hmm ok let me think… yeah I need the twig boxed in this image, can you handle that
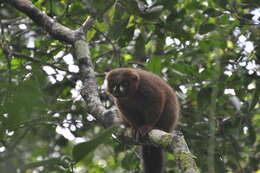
[91,26,119,61]
[3,0,80,44]
[12,52,75,74]
[79,16,95,33]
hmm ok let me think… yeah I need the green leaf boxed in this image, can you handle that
[199,23,216,34]
[247,81,260,112]
[108,4,130,40]
[108,17,129,39]
[247,123,256,145]
[214,0,227,8]
[141,5,164,20]
[3,79,46,128]
[122,152,138,169]
[20,158,67,171]
[118,26,135,47]
[87,29,97,41]
[203,8,222,17]
[197,87,212,110]
[118,0,140,15]
[146,57,161,75]
[72,126,117,163]
[92,0,115,17]
[134,34,146,60]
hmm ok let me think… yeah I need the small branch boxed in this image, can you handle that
[0,19,12,83]
[7,128,30,151]
[0,17,31,26]
[79,16,95,33]
[3,0,80,44]
[19,157,72,173]
[11,52,74,74]
[91,26,119,60]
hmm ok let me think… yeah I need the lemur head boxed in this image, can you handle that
[106,68,140,98]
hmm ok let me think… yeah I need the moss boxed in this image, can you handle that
[175,152,200,173]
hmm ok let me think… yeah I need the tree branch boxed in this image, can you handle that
[148,130,199,173]
[79,16,95,33]
[74,40,120,127]
[116,127,199,173]
[11,52,73,74]
[3,0,80,44]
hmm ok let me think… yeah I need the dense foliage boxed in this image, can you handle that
[0,0,259,172]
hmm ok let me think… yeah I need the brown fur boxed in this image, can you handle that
[106,68,179,173]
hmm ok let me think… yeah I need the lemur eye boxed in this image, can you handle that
[119,85,124,92]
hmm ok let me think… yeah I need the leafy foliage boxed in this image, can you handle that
[72,126,116,163]
[0,0,260,172]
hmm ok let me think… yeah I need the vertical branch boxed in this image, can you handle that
[0,20,12,83]
[74,40,117,127]
[207,55,221,173]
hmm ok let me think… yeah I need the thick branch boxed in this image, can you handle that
[3,0,80,44]
[149,130,199,173]
[116,128,199,173]
[74,40,119,127]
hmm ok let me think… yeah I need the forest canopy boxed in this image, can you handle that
[0,0,260,173]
